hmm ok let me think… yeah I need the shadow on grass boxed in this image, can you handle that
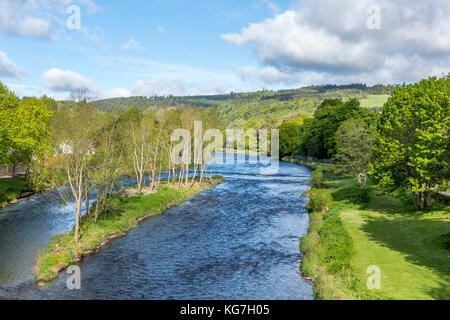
[425,280,450,300]
[361,215,450,299]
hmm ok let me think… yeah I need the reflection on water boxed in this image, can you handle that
[0,153,313,300]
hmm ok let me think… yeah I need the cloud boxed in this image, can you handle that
[157,26,168,34]
[0,0,53,39]
[222,0,450,85]
[80,26,110,51]
[101,88,131,99]
[121,38,141,51]
[0,51,26,77]
[42,68,99,92]
[0,0,101,40]
[131,79,187,97]
[253,0,280,13]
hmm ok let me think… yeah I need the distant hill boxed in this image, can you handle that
[91,84,396,127]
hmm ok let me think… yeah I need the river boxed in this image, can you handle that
[0,153,313,299]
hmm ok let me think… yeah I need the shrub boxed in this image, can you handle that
[309,170,324,188]
[307,189,331,212]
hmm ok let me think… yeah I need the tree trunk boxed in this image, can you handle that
[426,191,432,208]
[85,187,90,218]
[357,173,362,186]
[11,164,16,187]
[75,199,81,243]
[210,161,214,180]
[363,173,367,187]
[412,192,420,211]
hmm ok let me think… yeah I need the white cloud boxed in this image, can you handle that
[42,68,98,93]
[222,0,450,85]
[0,51,26,77]
[131,79,187,97]
[0,0,100,39]
[101,88,131,99]
[80,26,110,51]
[121,38,141,51]
[157,26,168,34]
[0,0,53,39]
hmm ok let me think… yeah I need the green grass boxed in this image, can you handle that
[301,176,450,300]
[358,94,389,108]
[36,177,225,282]
[0,176,30,207]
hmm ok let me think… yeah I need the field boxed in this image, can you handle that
[359,95,389,108]
[301,176,450,300]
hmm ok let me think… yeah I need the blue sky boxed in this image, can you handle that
[0,0,449,99]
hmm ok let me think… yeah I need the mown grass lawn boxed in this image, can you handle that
[302,176,449,300]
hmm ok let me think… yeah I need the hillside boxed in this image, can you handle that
[91,84,396,127]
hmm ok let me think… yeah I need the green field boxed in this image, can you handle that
[359,95,389,108]
[301,176,450,300]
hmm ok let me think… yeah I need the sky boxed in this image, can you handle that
[0,0,449,100]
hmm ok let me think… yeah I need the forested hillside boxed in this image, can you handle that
[91,84,394,127]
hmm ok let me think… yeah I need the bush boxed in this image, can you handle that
[309,170,324,188]
[306,189,331,212]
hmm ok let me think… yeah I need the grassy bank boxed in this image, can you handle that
[301,176,449,300]
[36,177,225,282]
[0,176,34,207]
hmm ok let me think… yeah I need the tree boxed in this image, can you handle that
[47,102,103,242]
[299,99,378,159]
[334,119,375,187]
[279,117,303,157]
[370,76,450,210]
[0,84,52,186]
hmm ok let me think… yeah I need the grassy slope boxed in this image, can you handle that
[0,176,30,206]
[301,177,449,300]
[358,94,389,108]
[36,178,224,282]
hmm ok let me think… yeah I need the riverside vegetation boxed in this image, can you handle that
[36,176,225,282]
[284,76,449,300]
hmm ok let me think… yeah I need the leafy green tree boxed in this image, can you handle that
[0,83,20,167]
[334,119,375,187]
[371,76,450,210]
[0,84,52,185]
[299,99,378,159]
[279,117,303,157]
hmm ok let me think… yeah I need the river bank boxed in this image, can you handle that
[300,175,449,300]
[0,177,37,208]
[36,177,225,283]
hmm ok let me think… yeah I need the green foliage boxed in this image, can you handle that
[0,176,29,203]
[334,119,375,186]
[309,169,324,188]
[371,76,450,209]
[91,85,394,128]
[278,116,304,157]
[306,188,331,212]
[299,98,379,159]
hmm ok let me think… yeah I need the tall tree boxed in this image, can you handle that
[371,76,450,210]
[334,119,375,187]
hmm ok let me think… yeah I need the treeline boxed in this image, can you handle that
[91,84,395,128]
[279,76,450,210]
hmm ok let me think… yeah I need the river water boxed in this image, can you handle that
[0,154,313,299]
